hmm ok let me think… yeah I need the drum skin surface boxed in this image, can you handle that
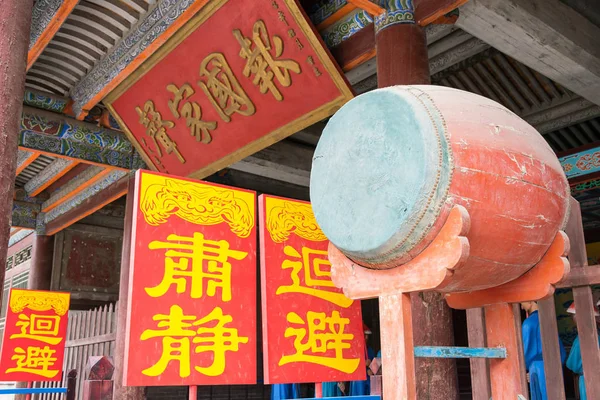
[310,85,570,291]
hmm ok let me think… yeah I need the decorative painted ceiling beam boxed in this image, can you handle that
[16,150,40,176]
[24,158,78,197]
[70,0,209,119]
[28,0,80,70]
[8,230,34,248]
[12,201,41,230]
[42,166,109,213]
[24,89,70,114]
[19,106,145,170]
[561,146,600,181]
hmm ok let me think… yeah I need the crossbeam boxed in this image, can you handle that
[414,346,506,359]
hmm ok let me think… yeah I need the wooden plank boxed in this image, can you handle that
[413,346,506,358]
[27,0,79,70]
[42,167,112,212]
[43,163,91,195]
[316,3,357,31]
[466,308,491,400]
[538,297,566,400]
[380,293,416,400]
[512,303,529,397]
[330,26,376,72]
[29,161,79,197]
[347,0,385,16]
[44,174,129,236]
[556,266,600,288]
[15,151,39,176]
[65,333,117,348]
[484,303,527,399]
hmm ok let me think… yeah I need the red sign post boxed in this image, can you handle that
[105,0,353,179]
[259,195,365,384]
[0,289,70,381]
[124,170,257,386]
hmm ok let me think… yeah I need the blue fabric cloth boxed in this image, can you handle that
[322,382,342,397]
[522,311,566,400]
[567,333,600,400]
[270,384,299,400]
[349,347,375,396]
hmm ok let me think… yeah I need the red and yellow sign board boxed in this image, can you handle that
[258,195,365,384]
[0,289,70,382]
[105,0,353,179]
[124,170,257,386]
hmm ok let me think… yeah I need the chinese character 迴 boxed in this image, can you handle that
[279,311,359,373]
[140,305,248,377]
[166,83,217,144]
[276,245,353,308]
[233,20,301,101]
[10,314,62,345]
[145,232,248,301]
[6,346,59,378]
[198,53,256,123]
[135,101,185,163]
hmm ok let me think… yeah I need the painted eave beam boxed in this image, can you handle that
[19,106,145,170]
[28,0,80,70]
[456,0,600,107]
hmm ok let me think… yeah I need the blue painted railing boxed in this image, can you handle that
[414,346,506,359]
[0,387,67,394]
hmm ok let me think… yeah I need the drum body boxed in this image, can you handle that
[310,85,570,291]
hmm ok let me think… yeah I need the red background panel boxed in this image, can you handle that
[259,194,365,384]
[111,0,347,178]
[124,170,257,386]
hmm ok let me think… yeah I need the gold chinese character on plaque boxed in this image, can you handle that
[135,101,185,163]
[166,83,217,144]
[233,20,301,101]
[198,53,256,123]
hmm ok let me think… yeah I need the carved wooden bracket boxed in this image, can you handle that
[329,205,471,299]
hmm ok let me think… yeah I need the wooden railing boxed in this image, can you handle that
[33,303,117,400]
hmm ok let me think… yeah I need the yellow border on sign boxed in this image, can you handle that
[104,0,354,179]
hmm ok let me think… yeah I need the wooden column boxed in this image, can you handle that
[565,199,600,400]
[28,235,55,291]
[0,0,33,308]
[466,308,491,400]
[375,2,456,399]
[113,177,145,400]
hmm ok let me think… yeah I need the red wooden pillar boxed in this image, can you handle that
[375,2,457,399]
[113,177,145,400]
[0,0,33,308]
[28,235,55,290]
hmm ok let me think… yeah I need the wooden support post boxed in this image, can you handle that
[66,370,77,400]
[379,293,416,400]
[0,0,33,312]
[466,308,492,400]
[28,235,54,290]
[315,383,322,398]
[538,297,567,400]
[113,177,145,400]
[566,199,600,400]
[484,303,527,399]
[374,3,456,398]
[189,385,197,400]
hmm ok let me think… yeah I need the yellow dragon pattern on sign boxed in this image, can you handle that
[266,197,327,243]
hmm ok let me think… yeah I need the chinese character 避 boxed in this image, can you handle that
[276,245,353,308]
[135,101,185,163]
[6,346,59,378]
[279,310,359,373]
[233,20,301,101]
[198,53,256,122]
[140,305,248,378]
[167,83,217,144]
[146,232,248,301]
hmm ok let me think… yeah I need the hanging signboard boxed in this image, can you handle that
[0,289,70,382]
[124,170,257,386]
[105,0,353,179]
[258,195,365,384]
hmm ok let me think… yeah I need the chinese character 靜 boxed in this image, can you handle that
[233,20,301,101]
[5,346,59,378]
[135,101,185,163]
[276,245,353,308]
[166,83,217,144]
[198,53,256,123]
[145,232,248,301]
[140,305,248,377]
[279,311,359,373]
[10,314,62,345]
